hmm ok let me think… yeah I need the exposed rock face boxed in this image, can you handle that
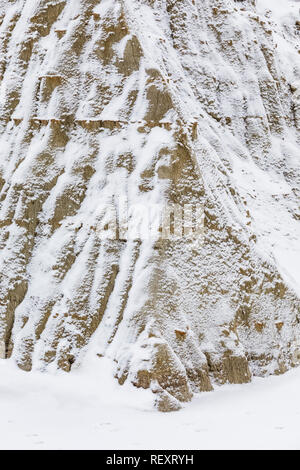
[0,0,299,410]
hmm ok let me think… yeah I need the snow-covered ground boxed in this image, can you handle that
[1,356,300,450]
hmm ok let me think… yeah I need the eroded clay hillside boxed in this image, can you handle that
[0,0,299,411]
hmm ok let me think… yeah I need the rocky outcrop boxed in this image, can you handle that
[0,0,299,410]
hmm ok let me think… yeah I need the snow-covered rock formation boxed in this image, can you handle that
[0,0,299,411]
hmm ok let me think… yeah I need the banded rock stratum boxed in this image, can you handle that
[0,0,299,411]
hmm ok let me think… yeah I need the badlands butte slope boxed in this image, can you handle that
[0,0,299,411]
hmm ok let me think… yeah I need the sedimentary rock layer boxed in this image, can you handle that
[0,0,299,410]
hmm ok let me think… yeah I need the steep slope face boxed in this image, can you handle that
[0,0,299,411]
